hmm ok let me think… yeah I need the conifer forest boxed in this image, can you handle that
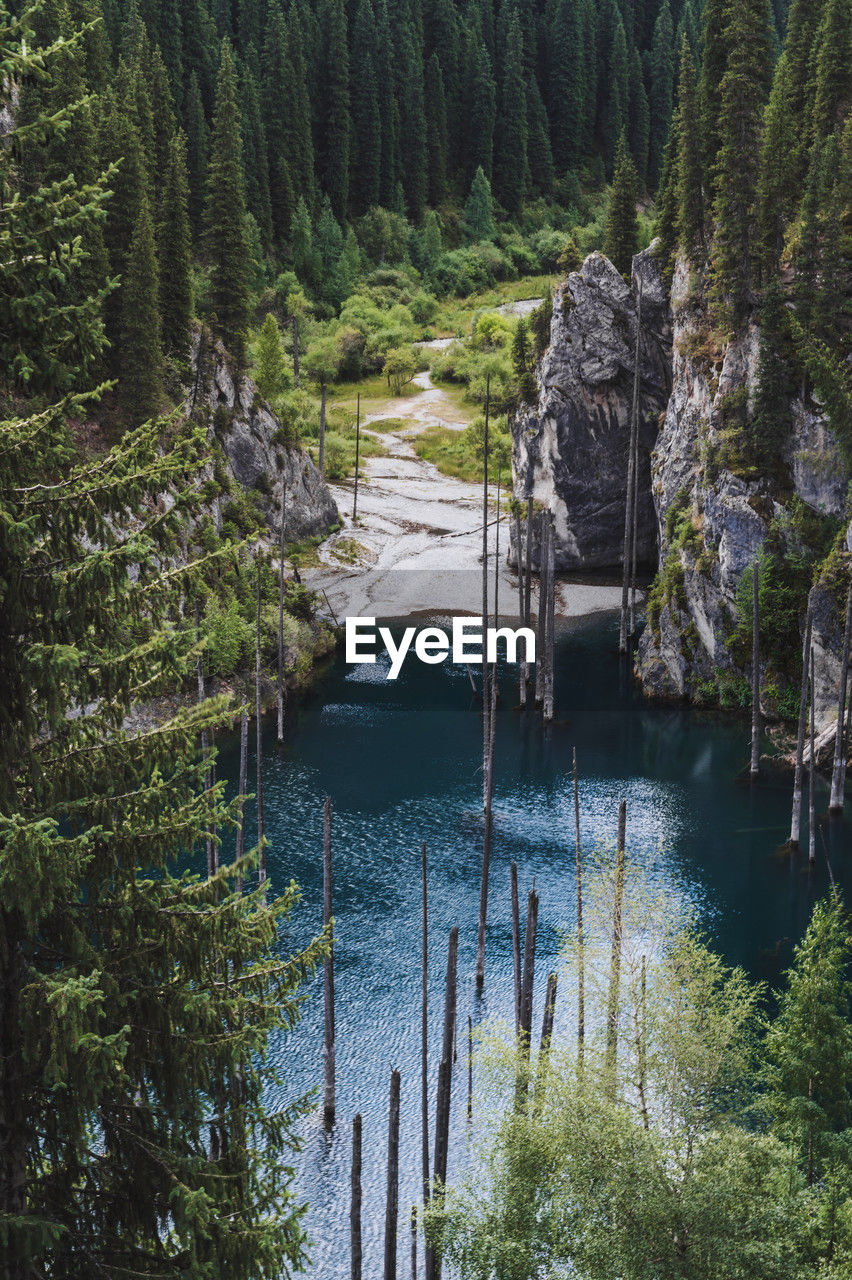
[2,0,852,1275]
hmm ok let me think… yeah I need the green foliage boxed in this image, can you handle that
[603,134,639,278]
[463,166,496,243]
[159,129,193,357]
[383,344,418,394]
[511,317,538,404]
[119,193,162,423]
[253,312,290,402]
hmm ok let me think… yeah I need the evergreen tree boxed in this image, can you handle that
[466,39,497,181]
[494,9,527,214]
[261,3,296,244]
[396,12,428,220]
[464,165,496,241]
[314,196,344,309]
[204,38,251,361]
[811,0,852,142]
[159,131,193,358]
[756,51,798,279]
[184,69,208,233]
[425,51,449,206]
[120,193,162,423]
[282,2,315,208]
[148,42,177,208]
[628,47,650,187]
[99,89,149,360]
[255,311,289,399]
[530,284,552,359]
[420,207,443,275]
[512,316,537,402]
[764,897,852,1184]
[710,0,773,318]
[319,0,350,220]
[603,13,629,174]
[374,0,401,207]
[604,133,639,278]
[240,58,274,249]
[549,0,584,173]
[676,37,705,257]
[526,74,554,195]
[350,0,381,212]
[648,0,675,188]
[339,224,362,297]
[699,0,730,166]
[750,281,792,466]
[291,195,316,283]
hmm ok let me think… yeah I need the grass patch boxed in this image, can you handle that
[410,423,510,484]
[305,423,385,481]
[432,274,558,337]
[329,537,369,565]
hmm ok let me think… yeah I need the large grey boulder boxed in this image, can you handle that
[510,245,672,571]
[188,331,339,541]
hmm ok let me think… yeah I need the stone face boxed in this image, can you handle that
[189,331,339,541]
[636,255,849,729]
[510,245,672,571]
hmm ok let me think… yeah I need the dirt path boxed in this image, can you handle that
[306,365,624,620]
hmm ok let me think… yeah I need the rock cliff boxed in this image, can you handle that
[510,246,672,571]
[188,329,339,541]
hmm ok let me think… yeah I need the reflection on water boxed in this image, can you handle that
[215,611,851,1279]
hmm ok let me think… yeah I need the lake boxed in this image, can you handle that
[216,609,851,1278]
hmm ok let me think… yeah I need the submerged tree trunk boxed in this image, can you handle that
[751,560,760,780]
[467,1015,473,1121]
[420,842,429,1208]
[809,647,816,867]
[515,505,527,708]
[574,748,585,1073]
[535,513,548,705]
[605,800,627,1090]
[277,486,287,744]
[829,582,852,813]
[322,797,335,1127]
[510,860,522,1034]
[790,609,813,849]
[525,494,533,627]
[475,398,492,990]
[350,1114,362,1280]
[384,1069,401,1280]
[519,887,539,1059]
[534,971,558,1111]
[255,566,266,886]
[428,929,458,1280]
[544,512,555,722]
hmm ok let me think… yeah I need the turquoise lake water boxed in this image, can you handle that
[216,610,851,1278]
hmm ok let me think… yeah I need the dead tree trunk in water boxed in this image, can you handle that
[535,513,548,705]
[441,927,458,1080]
[573,748,585,1072]
[235,710,248,893]
[481,374,490,756]
[410,1206,417,1280]
[515,505,527,707]
[544,512,555,722]
[519,886,539,1062]
[384,1069,401,1280]
[620,284,642,654]
[534,971,558,1110]
[350,1114,362,1280]
[809,647,817,866]
[751,560,761,780]
[791,608,813,849]
[510,860,522,1034]
[467,1015,473,1120]
[829,582,852,813]
[322,797,335,1127]
[277,485,287,744]
[605,800,627,1091]
[255,566,266,886]
[475,407,494,992]
[420,842,430,1208]
[428,928,458,1280]
[525,494,533,627]
[628,283,644,640]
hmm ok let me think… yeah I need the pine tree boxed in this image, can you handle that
[512,316,538,402]
[648,0,675,189]
[676,37,705,257]
[464,165,496,241]
[811,0,852,142]
[710,0,773,319]
[319,0,350,220]
[756,51,798,280]
[425,52,449,205]
[339,224,362,297]
[261,3,296,245]
[603,14,629,174]
[282,2,315,209]
[628,47,650,188]
[291,195,316,283]
[240,58,273,249]
[397,13,428,220]
[120,193,162,423]
[654,110,682,283]
[160,131,193,358]
[764,897,852,1185]
[184,69,208,233]
[466,39,497,182]
[549,0,584,173]
[699,0,730,166]
[350,0,382,212]
[203,38,251,362]
[148,42,177,209]
[526,74,555,195]
[604,133,639,279]
[254,311,289,400]
[750,281,792,467]
[314,196,344,309]
[420,208,443,275]
[494,9,527,214]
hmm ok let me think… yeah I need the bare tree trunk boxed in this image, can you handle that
[467,1015,473,1121]
[428,929,458,1280]
[350,1114,362,1280]
[235,710,248,894]
[384,1069,401,1280]
[292,314,300,387]
[573,748,585,1073]
[809,647,816,866]
[830,583,852,813]
[410,1206,417,1280]
[628,284,644,641]
[277,485,287,744]
[353,392,361,520]
[515,506,527,708]
[620,286,643,654]
[510,860,522,1035]
[476,411,494,989]
[322,797,335,1127]
[751,560,760,780]
[525,494,533,627]
[632,956,649,1130]
[544,512,555,722]
[790,608,813,849]
[534,971,557,1111]
[605,800,627,1091]
[535,513,548,705]
[420,842,429,1208]
[255,566,266,886]
[475,801,491,991]
[519,887,539,1055]
[318,382,327,476]
[441,927,458,1075]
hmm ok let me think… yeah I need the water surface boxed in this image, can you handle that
[217,611,851,1278]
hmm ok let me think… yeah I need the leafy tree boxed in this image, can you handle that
[604,134,639,279]
[530,286,552,360]
[203,38,251,362]
[254,311,289,400]
[764,896,852,1184]
[120,193,162,423]
[463,165,496,242]
[159,131,193,358]
[384,344,418,394]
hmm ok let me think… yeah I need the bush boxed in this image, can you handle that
[322,430,349,479]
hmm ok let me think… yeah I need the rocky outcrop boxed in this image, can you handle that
[636,256,849,727]
[188,330,339,541]
[510,245,672,571]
